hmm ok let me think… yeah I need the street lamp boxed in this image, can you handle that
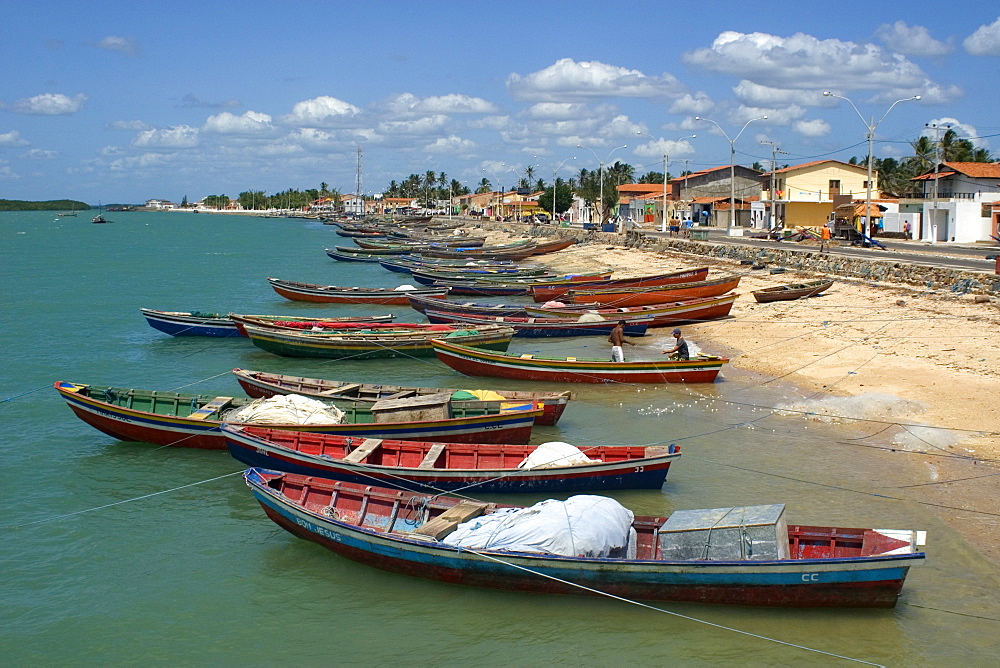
[577,143,627,227]
[637,132,696,232]
[823,91,921,239]
[543,156,575,224]
[694,115,767,235]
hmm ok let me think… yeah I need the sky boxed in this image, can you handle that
[2,0,999,204]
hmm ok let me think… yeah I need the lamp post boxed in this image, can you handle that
[544,156,576,224]
[637,132,696,232]
[577,144,627,228]
[823,91,921,240]
[694,115,767,235]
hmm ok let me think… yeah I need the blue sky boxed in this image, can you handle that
[2,0,999,204]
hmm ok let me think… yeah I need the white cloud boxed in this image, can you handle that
[964,17,1000,55]
[0,130,30,147]
[281,96,360,126]
[107,120,151,131]
[523,103,589,120]
[10,93,86,115]
[684,31,952,99]
[732,80,828,107]
[203,110,274,134]
[96,35,139,56]
[378,115,448,135]
[633,137,696,160]
[507,58,683,101]
[468,115,511,130]
[792,119,831,137]
[383,93,497,116]
[424,135,476,154]
[0,164,20,179]
[669,92,714,115]
[876,22,951,57]
[21,148,58,159]
[132,125,199,148]
[922,117,987,148]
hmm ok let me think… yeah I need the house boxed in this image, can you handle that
[670,165,765,227]
[144,199,177,210]
[903,162,1000,242]
[763,160,871,228]
[341,193,366,216]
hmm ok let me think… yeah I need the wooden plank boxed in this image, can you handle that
[342,438,382,464]
[318,383,363,396]
[188,396,233,420]
[378,389,418,401]
[412,500,488,540]
[417,443,446,469]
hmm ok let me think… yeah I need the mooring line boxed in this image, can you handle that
[8,471,243,529]
[467,549,884,666]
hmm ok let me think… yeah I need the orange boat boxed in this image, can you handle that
[529,267,709,302]
[524,293,739,326]
[565,275,741,307]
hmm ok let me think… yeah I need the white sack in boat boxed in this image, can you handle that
[542,301,565,308]
[393,284,419,291]
[225,394,345,425]
[576,312,605,323]
[443,495,636,558]
[518,441,600,469]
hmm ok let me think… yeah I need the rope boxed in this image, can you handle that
[7,471,243,529]
[465,549,885,666]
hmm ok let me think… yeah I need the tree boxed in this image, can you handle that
[538,179,574,216]
[475,177,492,194]
[638,171,665,184]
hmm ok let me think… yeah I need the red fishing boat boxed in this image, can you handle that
[564,275,741,307]
[524,293,739,327]
[530,267,710,302]
[268,277,450,304]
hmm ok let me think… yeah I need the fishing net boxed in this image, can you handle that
[224,394,345,425]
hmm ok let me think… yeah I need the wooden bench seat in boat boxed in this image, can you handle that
[417,443,446,469]
[411,500,489,540]
[189,396,233,420]
[342,438,382,464]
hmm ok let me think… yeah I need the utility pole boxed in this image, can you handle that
[354,146,363,216]
[926,123,950,244]
[760,141,787,230]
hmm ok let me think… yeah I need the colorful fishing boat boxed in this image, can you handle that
[529,267,710,302]
[245,469,926,607]
[752,279,835,303]
[225,426,679,492]
[564,275,741,307]
[423,310,653,338]
[524,294,739,327]
[242,322,515,359]
[431,339,727,383]
[406,293,528,317]
[428,272,613,297]
[229,316,424,336]
[326,248,403,262]
[140,309,396,338]
[268,278,450,304]
[54,381,542,449]
[231,368,573,426]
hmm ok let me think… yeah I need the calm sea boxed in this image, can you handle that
[2,210,998,665]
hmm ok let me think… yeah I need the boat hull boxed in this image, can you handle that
[55,382,540,448]
[231,368,570,426]
[140,309,240,337]
[566,276,741,306]
[524,294,738,327]
[530,267,710,302]
[225,427,679,492]
[246,470,920,607]
[431,340,726,383]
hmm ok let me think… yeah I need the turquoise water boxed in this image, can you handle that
[3,210,999,664]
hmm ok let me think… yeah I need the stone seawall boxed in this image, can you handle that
[466,218,1000,296]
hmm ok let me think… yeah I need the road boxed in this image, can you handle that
[643,227,1000,275]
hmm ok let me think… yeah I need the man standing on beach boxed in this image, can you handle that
[608,320,634,362]
[662,328,689,360]
[820,222,831,252]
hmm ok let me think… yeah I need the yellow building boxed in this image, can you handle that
[764,160,873,227]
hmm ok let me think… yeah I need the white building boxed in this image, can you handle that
[905,162,1000,243]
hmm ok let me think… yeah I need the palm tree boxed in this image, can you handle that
[476,177,492,194]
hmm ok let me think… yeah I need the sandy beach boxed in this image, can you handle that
[480,227,1000,562]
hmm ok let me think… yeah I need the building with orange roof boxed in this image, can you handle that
[762,160,872,229]
[903,162,1000,242]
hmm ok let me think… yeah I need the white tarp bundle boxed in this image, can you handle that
[517,441,601,469]
[576,312,606,323]
[443,495,636,558]
[225,394,345,425]
[393,284,419,291]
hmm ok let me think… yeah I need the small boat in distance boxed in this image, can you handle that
[92,202,109,224]
[752,279,835,303]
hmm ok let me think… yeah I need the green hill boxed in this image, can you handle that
[0,199,91,211]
